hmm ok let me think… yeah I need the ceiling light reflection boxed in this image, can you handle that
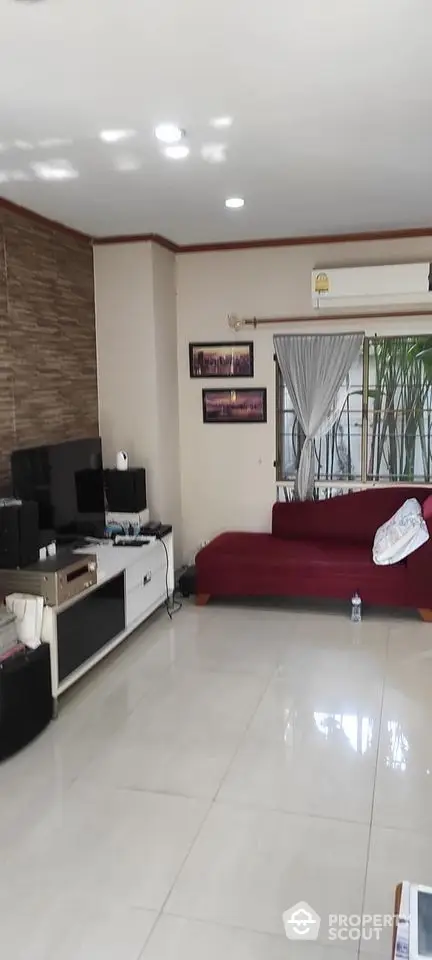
[225,197,244,209]
[164,144,190,160]
[0,169,31,182]
[201,142,227,164]
[114,155,141,172]
[31,159,78,181]
[155,123,183,144]
[10,170,31,181]
[38,137,72,149]
[14,140,33,151]
[210,116,233,129]
[100,129,135,144]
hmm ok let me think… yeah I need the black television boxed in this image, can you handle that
[11,437,105,539]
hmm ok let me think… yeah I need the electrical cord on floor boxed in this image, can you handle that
[157,534,182,619]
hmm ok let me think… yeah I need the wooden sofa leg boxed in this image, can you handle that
[196,593,211,606]
[419,608,432,622]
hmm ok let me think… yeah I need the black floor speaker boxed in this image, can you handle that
[0,500,39,569]
[104,468,147,513]
[179,565,196,597]
[0,644,52,761]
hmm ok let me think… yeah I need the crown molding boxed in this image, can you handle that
[0,197,91,242]
[94,224,432,253]
[93,232,178,252]
[3,196,432,252]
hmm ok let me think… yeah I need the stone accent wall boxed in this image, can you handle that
[0,206,98,490]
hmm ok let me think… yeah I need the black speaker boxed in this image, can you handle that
[104,469,147,513]
[0,644,52,760]
[179,565,196,597]
[0,500,39,569]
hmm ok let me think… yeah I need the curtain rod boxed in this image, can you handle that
[228,308,432,330]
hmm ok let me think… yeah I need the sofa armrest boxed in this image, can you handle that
[272,502,293,539]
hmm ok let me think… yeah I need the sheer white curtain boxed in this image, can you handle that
[274,332,363,500]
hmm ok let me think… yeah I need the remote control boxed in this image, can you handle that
[114,535,151,547]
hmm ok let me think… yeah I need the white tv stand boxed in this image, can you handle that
[42,533,174,709]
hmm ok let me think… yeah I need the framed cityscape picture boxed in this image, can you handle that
[189,341,254,378]
[202,388,267,424]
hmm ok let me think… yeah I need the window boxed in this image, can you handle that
[276,335,432,486]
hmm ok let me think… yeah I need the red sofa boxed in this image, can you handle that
[196,487,432,618]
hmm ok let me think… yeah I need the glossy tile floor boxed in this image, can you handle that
[0,598,431,959]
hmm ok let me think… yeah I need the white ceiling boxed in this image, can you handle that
[1,0,432,243]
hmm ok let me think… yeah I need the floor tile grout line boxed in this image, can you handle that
[73,781,378,829]
[356,624,390,960]
[160,910,288,940]
[212,665,279,804]
[156,798,215,920]
[160,907,353,954]
[151,669,278,932]
[136,911,160,960]
[210,795,377,828]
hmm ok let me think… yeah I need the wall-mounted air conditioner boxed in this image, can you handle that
[311,263,432,311]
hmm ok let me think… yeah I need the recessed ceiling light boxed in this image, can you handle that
[99,129,134,143]
[201,143,227,164]
[164,144,190,160]
[155,123,183,144]
[225,197,244,209]
[210,116,233,129]
[31,159,78,181]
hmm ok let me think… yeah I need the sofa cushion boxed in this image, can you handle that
[272,487,432,546]
[198,532,406,584]
[198,532,275,559]
[373,498,429,565]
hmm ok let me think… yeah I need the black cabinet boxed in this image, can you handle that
[57,573,125,682]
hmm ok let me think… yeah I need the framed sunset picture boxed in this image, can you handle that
[202,388,267,424]
[189,341,254,378]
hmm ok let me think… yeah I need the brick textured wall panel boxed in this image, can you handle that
[0,233,15,489]
[0,208,98,491]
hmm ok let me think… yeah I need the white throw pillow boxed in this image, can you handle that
[373,498,429,566]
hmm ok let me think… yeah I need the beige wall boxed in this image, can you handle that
[151,243,182,548]
[94,241,157,484]
[94,241,182,559]
[177,238,432,561]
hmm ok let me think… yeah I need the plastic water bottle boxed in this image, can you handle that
[351,592,362,623]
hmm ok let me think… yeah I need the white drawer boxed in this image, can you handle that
[126,567,166,627]
[126,542,166,594]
